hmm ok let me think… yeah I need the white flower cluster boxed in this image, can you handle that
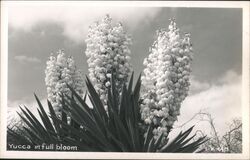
[141,19,193,138]
[45,50,84,116]
[85,15,132,109]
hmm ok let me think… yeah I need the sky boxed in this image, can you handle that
[6,4,242,136]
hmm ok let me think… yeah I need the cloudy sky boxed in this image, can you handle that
[6,3,242,136]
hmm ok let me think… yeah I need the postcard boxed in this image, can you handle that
[1,1,249,159]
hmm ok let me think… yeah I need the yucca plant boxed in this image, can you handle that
[7,73,207,152]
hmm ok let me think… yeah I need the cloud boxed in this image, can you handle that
[174,70,242,136]
[14,55,41,63]
[189,76,211,94]
[8,3,161,43]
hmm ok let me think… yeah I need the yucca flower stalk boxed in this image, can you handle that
[45,50,84,116]
[85,14,132,109]
[141,18,193,138]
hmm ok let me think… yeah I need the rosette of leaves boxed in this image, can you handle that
[7,73,207,152]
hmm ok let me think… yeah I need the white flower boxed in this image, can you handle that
[105,81,111,87]
[141,19,193,139]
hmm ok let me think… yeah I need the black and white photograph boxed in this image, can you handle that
[0,1,249,159]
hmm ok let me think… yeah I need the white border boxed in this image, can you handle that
[1,1,249,159]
